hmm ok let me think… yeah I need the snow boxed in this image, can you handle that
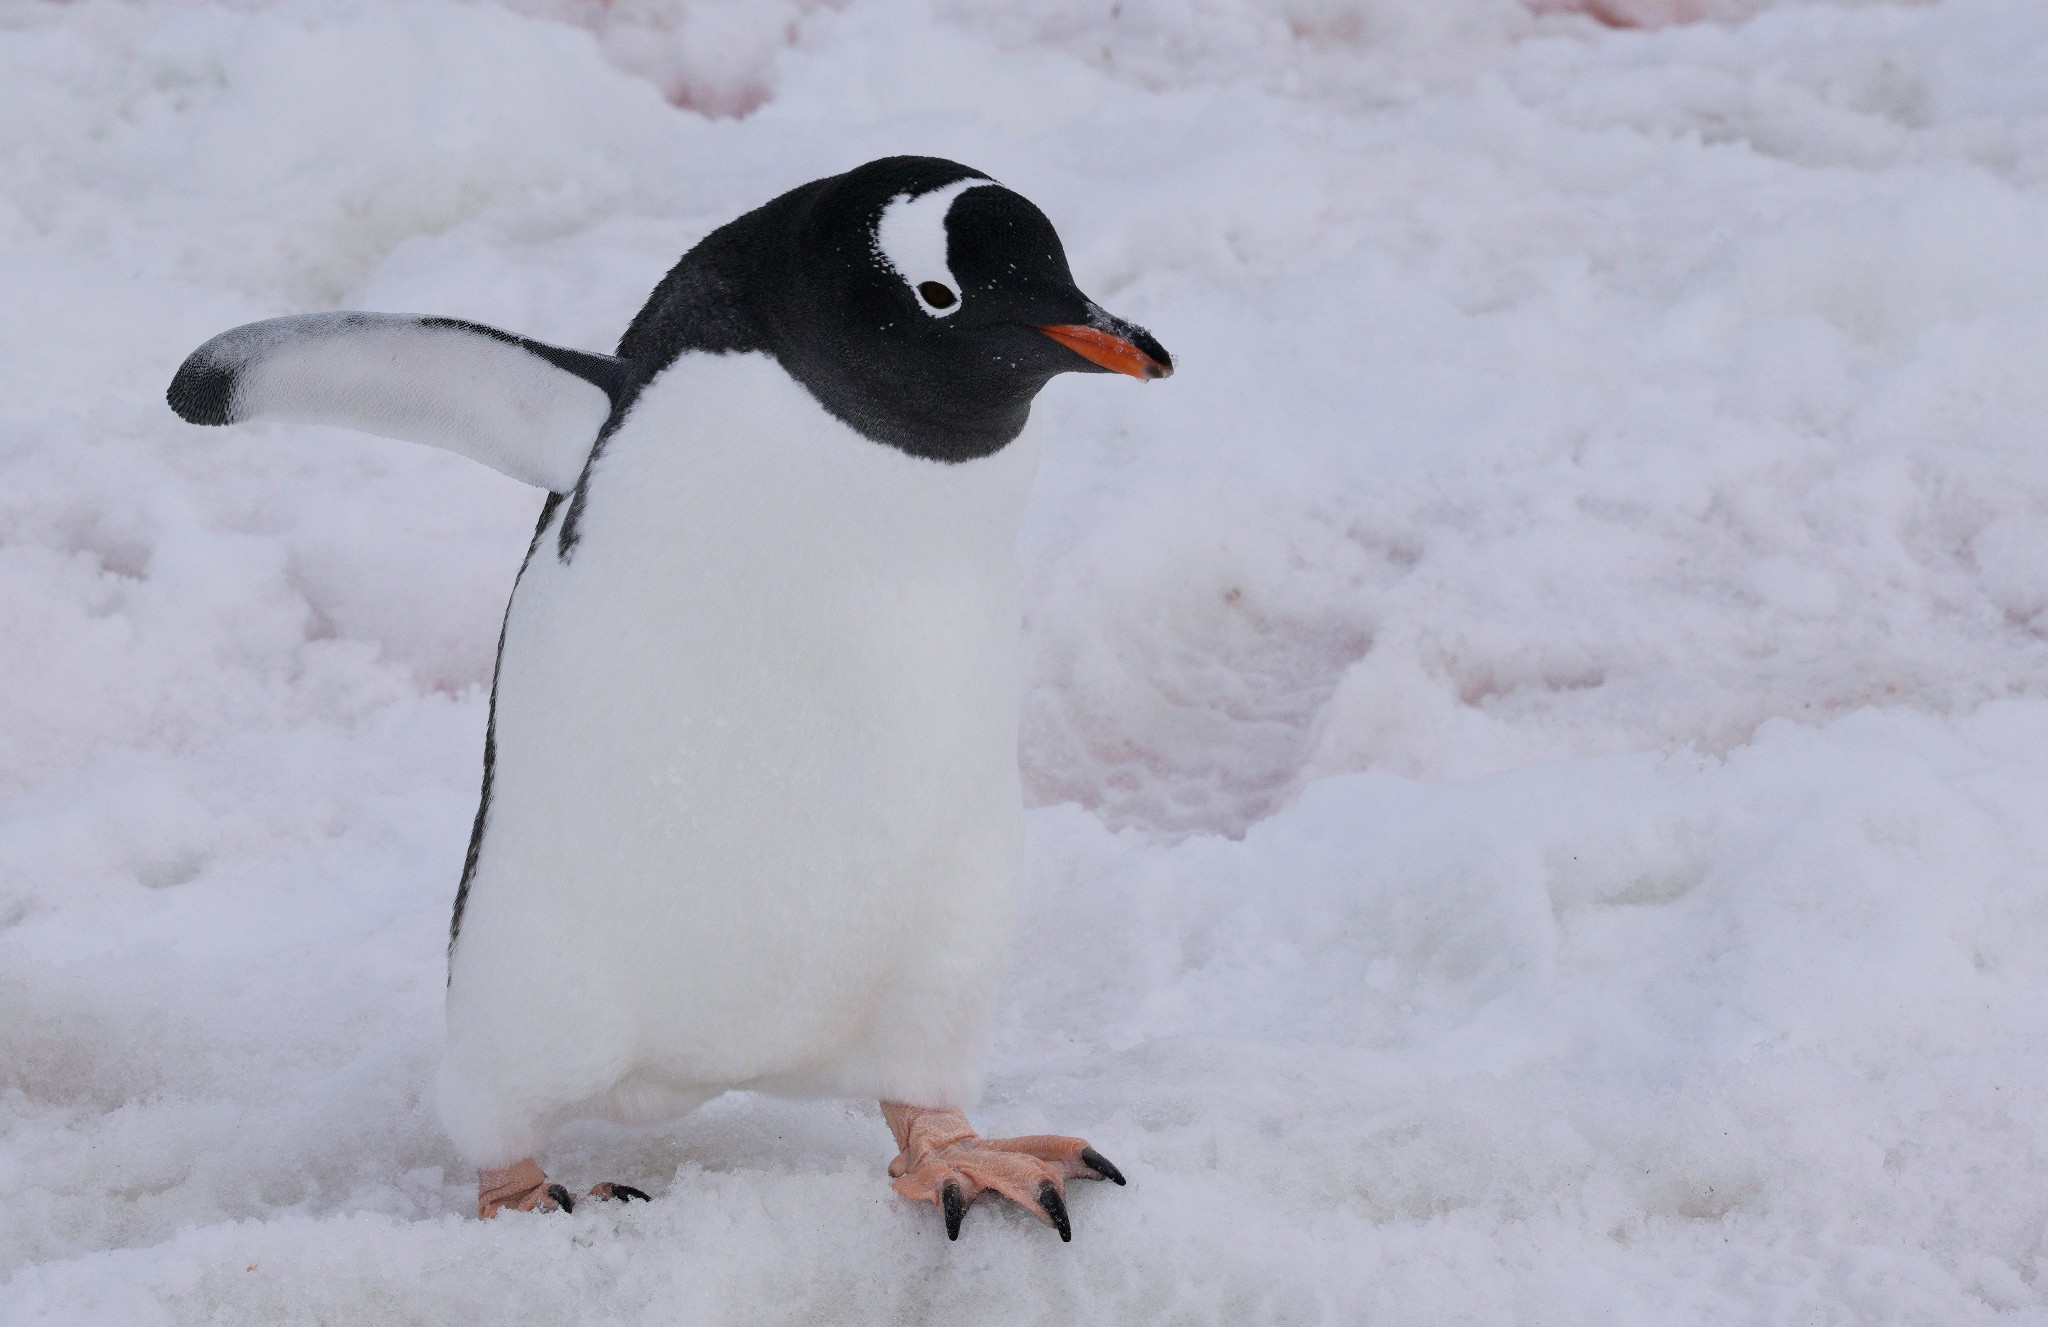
[3,0,2047,1321]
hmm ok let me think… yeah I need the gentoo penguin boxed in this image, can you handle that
[167,156,1170,1240]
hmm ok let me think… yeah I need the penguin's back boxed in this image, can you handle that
[437,350,1039,1162]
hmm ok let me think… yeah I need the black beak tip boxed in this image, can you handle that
[1131,328,1173,379]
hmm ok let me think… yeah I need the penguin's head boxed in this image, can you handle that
[761,156,1172,463]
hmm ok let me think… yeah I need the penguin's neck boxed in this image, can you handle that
[766,329,1046,464]
[578,350,1041,584]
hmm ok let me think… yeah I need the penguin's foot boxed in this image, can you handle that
[881,1103,1125,1242]
[476,1159,651,1219]
[477,1158,566,1218]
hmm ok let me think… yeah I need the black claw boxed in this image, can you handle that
[942,1181,965,1241]
[1038,1180,1071,1242]
[605,1183,651,1203]
[1079,1146,1126,1186]
[546,1183,575,1214]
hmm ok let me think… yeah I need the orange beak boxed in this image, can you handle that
[1037,324,1173,380]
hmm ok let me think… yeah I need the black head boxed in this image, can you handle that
[612,156,1172,464]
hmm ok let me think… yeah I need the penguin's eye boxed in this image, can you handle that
[874,179,991,322]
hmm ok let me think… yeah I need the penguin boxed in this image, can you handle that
[167,156,1170,1240]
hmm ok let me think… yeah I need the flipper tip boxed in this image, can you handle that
[166,353,238,426]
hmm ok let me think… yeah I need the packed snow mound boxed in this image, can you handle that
[3,0,2046,1323]
[508,0,1912,120]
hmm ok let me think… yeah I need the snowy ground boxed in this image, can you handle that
[4,0,2047,1321]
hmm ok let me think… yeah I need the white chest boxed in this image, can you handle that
[526,351,1038,803]
[447,352,1040,1102]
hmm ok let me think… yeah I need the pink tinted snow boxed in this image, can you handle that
[3,1,2046,1324]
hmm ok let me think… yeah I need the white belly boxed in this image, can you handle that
[438,352,1038,1165]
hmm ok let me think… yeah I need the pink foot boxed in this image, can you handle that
[476,1159,651,1219]
[882,1103,1126,1241]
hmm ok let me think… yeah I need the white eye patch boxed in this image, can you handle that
[873,177,996,318]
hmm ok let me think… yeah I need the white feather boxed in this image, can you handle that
[436,351,1039,1166]
[872,179,995,317]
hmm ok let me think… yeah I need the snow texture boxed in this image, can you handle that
[3,0,2047,1322]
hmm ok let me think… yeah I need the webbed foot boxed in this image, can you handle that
[881,1103,1124,1242]
[477,1160,651,1218]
